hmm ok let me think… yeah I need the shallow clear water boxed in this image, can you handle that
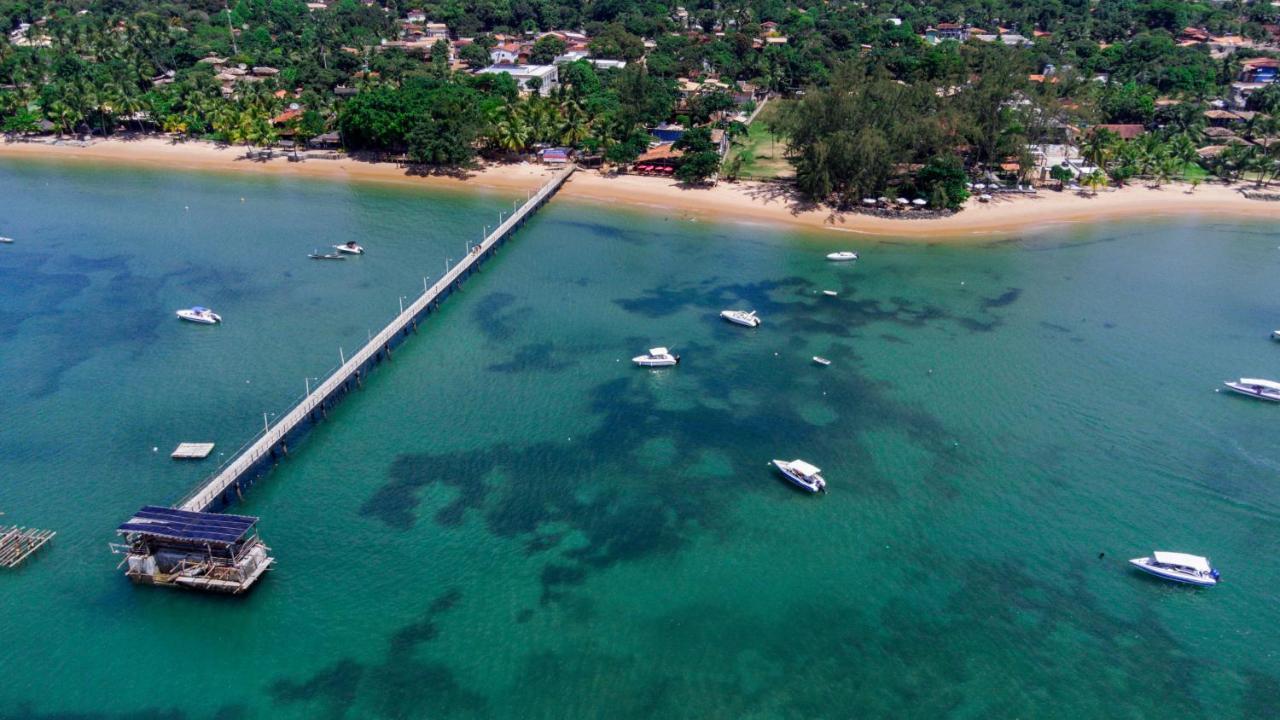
[2,159,1279,718]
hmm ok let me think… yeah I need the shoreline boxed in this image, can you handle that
[2,137,1276,240]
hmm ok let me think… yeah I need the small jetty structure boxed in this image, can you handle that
[1,526,55,568]
[114,166,575,592]
[112,506,271,593]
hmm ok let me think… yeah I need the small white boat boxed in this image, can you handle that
[632,347,679,367]
[0,237,13,244]
[812,356,831,366]
[334,241,364,255]
[1129,552,1219,587]
[1223,378,1280,401]
[772,459,827,493]
[309,250,346,260]
[826,251,858,262]
[1271,330,1280,340]
[720,310,761,328]
[822,290,838,297]
[176,306,222,324]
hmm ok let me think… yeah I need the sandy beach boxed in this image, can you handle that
[2,137,1276,239]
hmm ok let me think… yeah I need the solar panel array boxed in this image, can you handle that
[117,505,258,545]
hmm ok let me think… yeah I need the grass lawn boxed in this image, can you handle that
[725,101,794,180]
[1179,162,1209,182]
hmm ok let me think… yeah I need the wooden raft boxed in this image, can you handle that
[0,526,56,568]
[171,442,216,459]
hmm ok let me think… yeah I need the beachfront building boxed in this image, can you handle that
[478,64,559,95]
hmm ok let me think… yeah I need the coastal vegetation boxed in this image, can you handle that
[1,0,1278,204]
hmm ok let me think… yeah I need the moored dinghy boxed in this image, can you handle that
[309,249,346,260]
[772,459,827,493]
[176,306,222,324]
[720,309,761,328]
[1223,378,1280,401]
[826,251,858,262]
[632,347,680,367]
[1129,552,1219,587]
[812,356,831,366]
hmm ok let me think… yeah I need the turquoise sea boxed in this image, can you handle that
[1,158,1279,718]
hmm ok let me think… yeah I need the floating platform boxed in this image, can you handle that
[112,506,272,594]
[171,442,215,459]
[0,526,56,568]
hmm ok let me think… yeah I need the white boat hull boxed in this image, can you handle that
[720,311,761,327]
[0,237,13,244]
[633,357,679,367]
[334,244,364,255]
[1224,382,1280,402]
[1129,558,1218,587]
[177,311,221,325]
[826,252,858,262]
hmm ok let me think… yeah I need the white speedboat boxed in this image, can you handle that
[822,290,838,297]
[632,347,679,367]
[826,251,858,262]
[1223,378,1280,401]
[772,459,826,493]
[720,310,761,328]
[1129,552,1219,587]
[0,237,13,244]
[334,241,364,255]
[176,306,222,324]
[812,356,831,366]
[1271,329,1280,340]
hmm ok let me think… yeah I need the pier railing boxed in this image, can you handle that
[176,165,575,513]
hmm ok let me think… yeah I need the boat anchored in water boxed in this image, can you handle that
[772,459,827,493]
[1223,378,1280,401]
[1271,329,1280,341]
[720,310,761,328]
[822,290,838,297]
[812,356,831,366]
[632,347,680,367]
[0,237,13,244]
[176,306,222,324]
[826,251,858,262]
[1129,552,1219,587]
[334,241,365,255]
[309,249,346,260]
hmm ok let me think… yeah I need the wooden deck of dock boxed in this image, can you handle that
[174,165,575,514]
[1,526,55,568]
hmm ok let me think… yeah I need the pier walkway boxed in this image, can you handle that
[177,165,575,513]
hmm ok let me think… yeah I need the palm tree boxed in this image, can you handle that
[1082,129,1113,173]
[1154,154,1181,187]
[1082,169,1107,196]
[490,106,530,156]
[558,98,590,146]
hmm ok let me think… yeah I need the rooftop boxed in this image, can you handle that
[118,506,259,546]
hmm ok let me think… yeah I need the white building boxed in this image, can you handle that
[478,64,559,95]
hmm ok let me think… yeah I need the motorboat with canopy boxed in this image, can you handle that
[772,459,827,493]
[176,306,222,324]
[1223,378,1280,401]
[334,241,365,255]
[1129,551,1219,587]
[632,347,680,367]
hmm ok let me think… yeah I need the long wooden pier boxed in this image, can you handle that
[176,165,575,513]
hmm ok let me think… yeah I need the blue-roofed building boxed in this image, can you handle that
[113,506,273,593]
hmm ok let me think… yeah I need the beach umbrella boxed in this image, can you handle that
[912,198,927,206]
[965,182,973,188]
[862,198,877,206]
[896,197,910,205]
[877,196,888,203]
[974,183,986,190]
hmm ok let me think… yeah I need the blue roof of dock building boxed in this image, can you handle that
[117,506,258,545]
